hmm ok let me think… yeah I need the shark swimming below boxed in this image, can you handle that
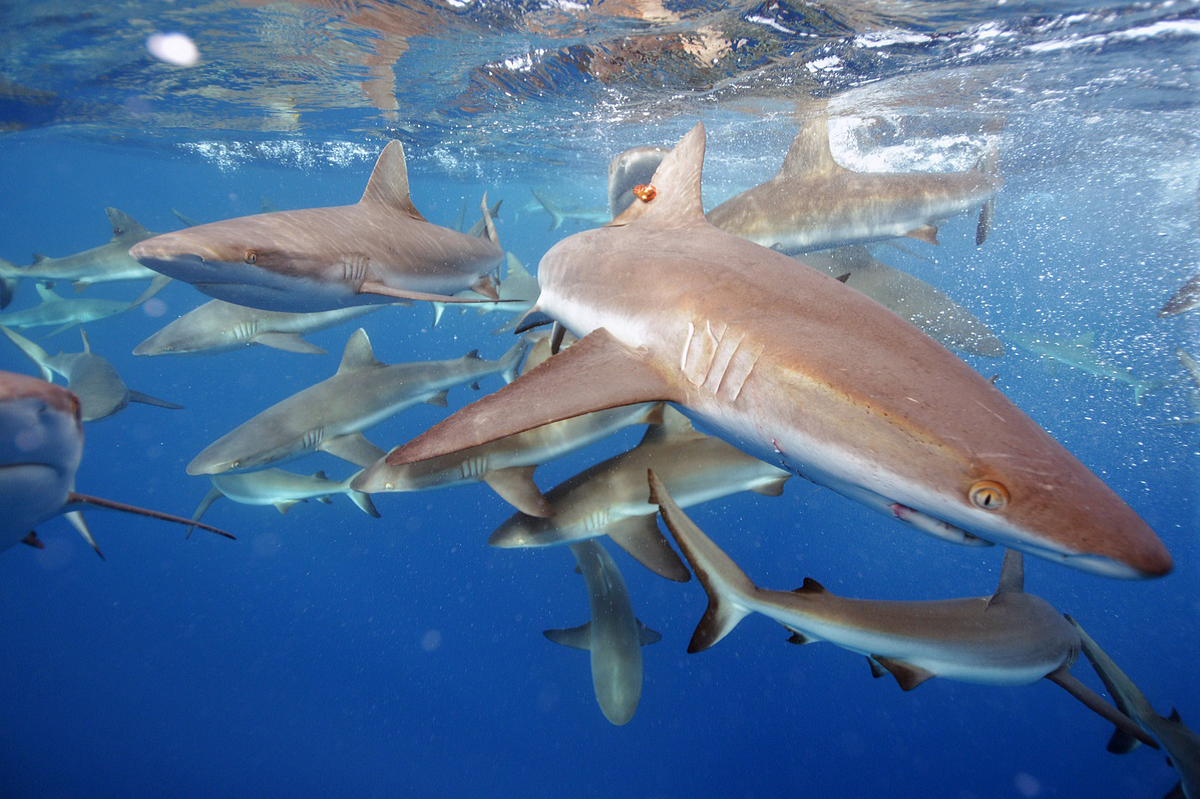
[3,325,182,421]
[0,370,232,557]
[544,539,662,726]
[0,284,134,337]
[1010,330,1167,404]
[386,122,1171,579]
[191,468,380,526]
[648,471,1158,747]
[187,329,527,476]
[130,140,508,313]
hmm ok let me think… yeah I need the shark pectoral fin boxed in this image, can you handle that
[637,619,663,646]
[750,475,790,497]
[871,656,936,691]
[867,656,888,678]
[385,327,680,467]
[483,466,551,518]
[129,390,185,410]
[1106,726,1142,755]
[544,623,592,650]
[320,432,387,469]
[21,531,45,550]
[129,274,173,309]
[1045,668,1159,750]
[424,390,450,407]
[471,275,500,301]
[348,489,381,518]
[431,303,446,327]
[66,491,235,540]
[359,281,507,305]
[43,323,77,338]
[605,514,691,582]
[905,224,939,246]
[189,486,224,538]
[253,332,326,355]
[2,325,54,382]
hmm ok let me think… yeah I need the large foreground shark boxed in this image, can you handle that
[130,141,507,313]
[649,472,1157,747]
[0,370,231,556]
[386,123,1171,578]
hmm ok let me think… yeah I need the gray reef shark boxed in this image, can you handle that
[130,140,508,313]
[801,246,1004,358]
[705,117,1000,251]
[489,407,789,581]
[386,123,1171,579]
[1159,273,1200,317]
[649,471,1158,747]
[1010,331,1166,404]
[0,370,231,556]
[1068,616,1200,799]
[191,467,380,524]
[544,539,662,726]
[0,284,134,336]
[133,299,387,356]
[187,329,526,475]
[529,188,611,231]
[3,325,182,421]
[353,332,663,517]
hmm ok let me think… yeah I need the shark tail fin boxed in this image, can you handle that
[530,188,564,231]
[1133,379,1172,406]
[67,491,236,541]
[648,470,754,652]
[1,324,54,382]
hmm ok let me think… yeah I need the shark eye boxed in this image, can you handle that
[969,481,1009,511]
[244,250,258,264]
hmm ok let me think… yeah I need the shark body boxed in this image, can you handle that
[544,539,662,726]
[131,141,505,313]
[649,472,1157,746]
[387,123,1170,579]
[0,284,133,336]
[1010,331,1166,404]
[187,330,526,475]
[0,370,230,556]
[192,468,380,523]
[1159,273,1200,317]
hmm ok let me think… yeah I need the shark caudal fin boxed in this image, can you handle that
[66,491,236,541]
[648,470,755,653]
[385,327,680,467]
[530,188,565,231]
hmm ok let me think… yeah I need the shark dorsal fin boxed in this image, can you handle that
[609,123,707,229]
[637,405,699,446]
[337,328,384,374]
[359,141,426,221]
[35,283,59,302]
[778,118,843,179]
[995,548,1025,594]
[792,577,826,595]
[313,470,328,480]
[105,207,150,239]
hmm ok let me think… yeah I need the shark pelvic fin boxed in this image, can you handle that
[870,655,936,691]
[609,123,707,229]
[385,327,680,467]
[21,531,44,549]
[1045,667,1159,750]
[254,331,326,355]
[359,140,425,221]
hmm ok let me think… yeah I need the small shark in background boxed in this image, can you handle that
[529,188,611,231]
[0,284,135,337]
[387,123,1171,579]
[133,299,387,356]
[431,252,539,330]
[1159,273,1200,317]
[800,246,1005,358]
[544,539,662,726]
[187,329,527,476]
[1010,331,1167,404]
[0,207,171,304]
[489,407,790,582]
[0,370,231,557]
[705,117,1001,251]
[2,325,182,421]
[131,141,509,313]
[1161,348,1200,426]
[1068,616,1200,799]
[191,468,380,526]
[353,332,663,517]
[648,471,1159,748]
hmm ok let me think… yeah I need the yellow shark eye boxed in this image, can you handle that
[969,480,1009,511]
[244,250,258,264]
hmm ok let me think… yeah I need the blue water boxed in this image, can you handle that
[1,2,1198,797]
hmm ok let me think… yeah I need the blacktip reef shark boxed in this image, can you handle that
[3,325,182,421]
[0,283,134,337]
[130,140,509,313]
[648,471,1158,748]
[191,468,380,526]
[1067,616,1200,799]
[489,407,789,581]
[0,370,232,557]
[386,122,1172,579]
[544,539,663,726]
[705,117,1001,251]
[187,329,527,476]
[133,299,387,356]
[353,331,663,517]
[1010,330,1167,405]
[1159,273,1200,317]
